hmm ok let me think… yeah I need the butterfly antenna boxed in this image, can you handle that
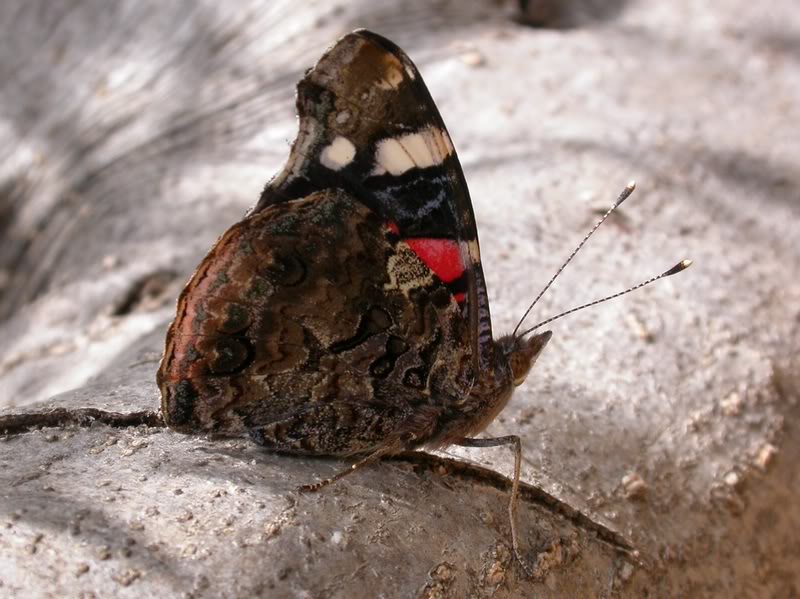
[518,259,692,338]
[511,181,637,338]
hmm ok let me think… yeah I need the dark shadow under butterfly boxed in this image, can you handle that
[156,29,691,573]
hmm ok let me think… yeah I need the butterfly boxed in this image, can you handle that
[156,29,689,571]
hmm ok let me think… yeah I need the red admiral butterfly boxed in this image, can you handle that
[156,30,690,571]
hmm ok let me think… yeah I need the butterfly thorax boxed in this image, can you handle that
[427,330,552,447]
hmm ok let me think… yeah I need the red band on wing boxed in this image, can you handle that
[405,238,464,283]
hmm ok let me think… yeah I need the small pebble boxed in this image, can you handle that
[721,392,743,416]
[724,471,739,487]
[460,50,485,67]
[112,569,141,587]
[176,510,194,523]
[755,443,777,470]
[622,473,648,500]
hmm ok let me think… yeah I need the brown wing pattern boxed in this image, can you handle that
[157,190,474,455]
[256,30,497,373]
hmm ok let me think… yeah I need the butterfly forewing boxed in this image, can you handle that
[256,30,496,372]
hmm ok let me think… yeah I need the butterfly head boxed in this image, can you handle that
[499,330,552,387]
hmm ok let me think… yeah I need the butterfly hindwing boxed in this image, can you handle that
[158,190,474,454]
[257,30,496,372]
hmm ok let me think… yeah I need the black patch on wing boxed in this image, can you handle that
[364,166,457,238]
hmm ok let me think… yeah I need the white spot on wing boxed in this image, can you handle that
[399,132,435,168]
[377,66,404,90]
[371,127,454,176]
[320,136,356,171]
[372,137,416,176]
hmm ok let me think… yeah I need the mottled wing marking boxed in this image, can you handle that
[157,190,474,454]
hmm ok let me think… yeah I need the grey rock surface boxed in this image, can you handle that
[1,0,799,597]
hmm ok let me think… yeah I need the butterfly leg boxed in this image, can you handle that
[456,435,533,577]
[297,452,384,493]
